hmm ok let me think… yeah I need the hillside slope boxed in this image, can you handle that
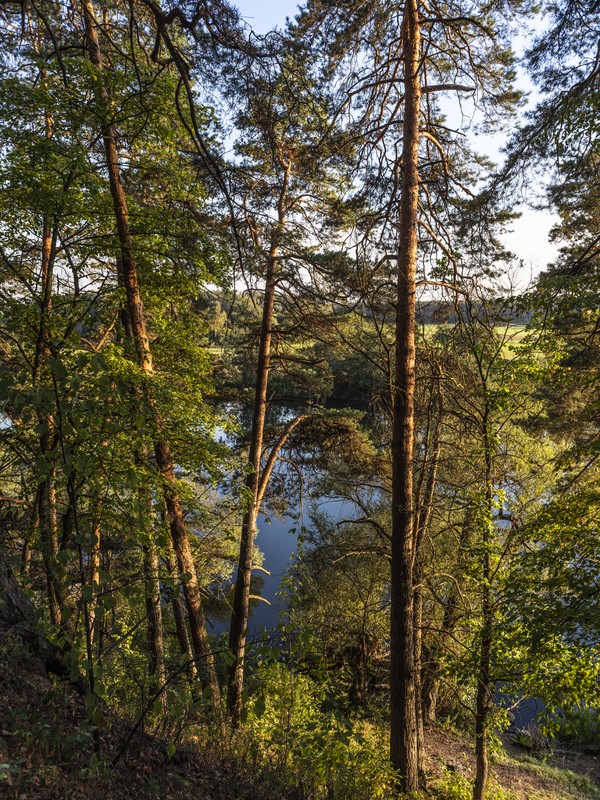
[1,632,599,800]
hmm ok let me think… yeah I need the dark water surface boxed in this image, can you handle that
[250,496,352,630]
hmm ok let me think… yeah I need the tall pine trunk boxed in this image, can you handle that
[228,157,290,720]
[228,249,277,721]
[390,0,421,791]
[81,0,220,709]
[473,412,494,800]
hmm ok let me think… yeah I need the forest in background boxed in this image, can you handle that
[0,0,598,798]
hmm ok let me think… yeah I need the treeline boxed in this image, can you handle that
[0,0,598,799]
[199,291,534,345]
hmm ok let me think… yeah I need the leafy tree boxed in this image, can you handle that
[0,0,235,727]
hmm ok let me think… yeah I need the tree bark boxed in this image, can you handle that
[390,0,422,792]
[473,610,492,800]
[165,542,198,682]
[422,667,440,724]
[473,413,494,800]
[228,248,277,721]
[413,585,425,768]
[413,394,442,770]
[37,462,62,627]
[144,531,167,715]
[81,0,219,709]
[34,204,63,628]
[88,494,101,642]
[228,157,290,721]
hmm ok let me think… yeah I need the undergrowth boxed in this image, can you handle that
[2,638,600,800]
[220,662,397,800]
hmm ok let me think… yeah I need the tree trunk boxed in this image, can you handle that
[413,585,425,768]
[34,206,63,628]
[228,249,277,721]
[88,494,101,642]
[144,531,167,715]
[413,394,442,770]
[228,410,309,719]
[81,0,219,710]
[422,667,440,725]
[473,613,492,800]
[38,463,62,627]
[473,415,494,800]
[390,0,421,792]
[165,543,198,682]
[21,536,32,579]
[155,442,220,705]
[228,156,291,721]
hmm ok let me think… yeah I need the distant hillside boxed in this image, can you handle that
[416,300,533,326]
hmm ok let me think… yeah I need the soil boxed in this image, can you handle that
[424,725,600,799]
[0,633,269,800]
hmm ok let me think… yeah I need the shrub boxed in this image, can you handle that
[241,663,396,799]
[551,705,600,747]
[434,770,520,800]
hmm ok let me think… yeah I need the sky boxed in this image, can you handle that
[234,0,559,281]
[235,0,299,31]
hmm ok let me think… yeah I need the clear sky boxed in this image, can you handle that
[233,1,559,279]
[236,0,300,32]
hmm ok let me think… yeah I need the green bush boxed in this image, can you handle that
[552,705,600,746]
[241,663,396,799]
[435,770,520,800]
[435,770,472,800]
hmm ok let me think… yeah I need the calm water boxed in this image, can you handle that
[250,496,353,630]
[211,404,356,633]
[206,494,353,635]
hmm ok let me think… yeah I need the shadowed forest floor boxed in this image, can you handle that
[1,636,599,800]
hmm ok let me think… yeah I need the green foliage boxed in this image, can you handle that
[0,2,599,799]
[434,770,522,800]
[284,505,390,709]
[240,663,397,799]
[547,706,600,748]
[435,770,476,800]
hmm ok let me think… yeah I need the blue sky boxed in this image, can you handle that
[236,0,300,32]
[233,1,558,278]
